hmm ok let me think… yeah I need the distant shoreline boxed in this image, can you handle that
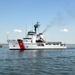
[0,44,2,47]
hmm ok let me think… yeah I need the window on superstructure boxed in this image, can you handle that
[37,43,44,46]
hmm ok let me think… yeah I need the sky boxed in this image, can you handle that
[0,0,75,44]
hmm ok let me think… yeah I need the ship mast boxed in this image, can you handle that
[34,22,40,33]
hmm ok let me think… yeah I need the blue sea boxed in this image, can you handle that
[0,45,75,75]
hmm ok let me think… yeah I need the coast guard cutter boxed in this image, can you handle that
[8,22,67,50]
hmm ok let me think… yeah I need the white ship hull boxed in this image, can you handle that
[8,40,66,50]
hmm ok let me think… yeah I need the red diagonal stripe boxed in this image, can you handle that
[17,40,25,50]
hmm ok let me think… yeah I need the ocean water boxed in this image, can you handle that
[0,45,75,75]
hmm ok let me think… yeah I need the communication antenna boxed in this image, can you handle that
[7,31,9,42]
[25,24,27,37]
[34,22,40,33]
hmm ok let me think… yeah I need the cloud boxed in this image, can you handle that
[7,31,9,34]
[14,29,22,33]
[60,28,69,32]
